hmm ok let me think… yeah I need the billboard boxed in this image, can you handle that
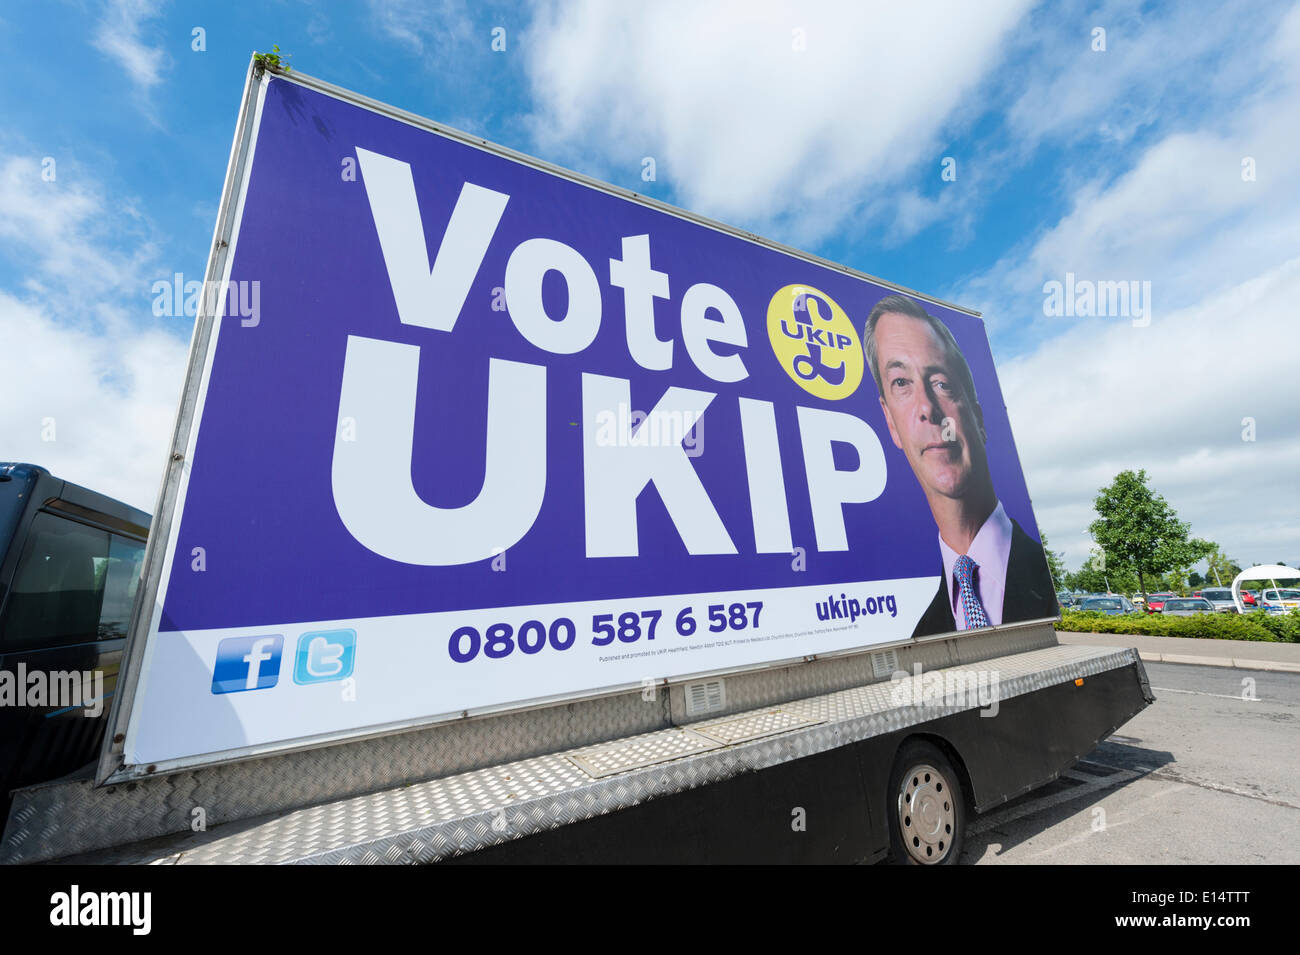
[110,69,1056,775]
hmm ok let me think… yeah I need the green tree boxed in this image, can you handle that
[1040,532,1067,591]
[1202,543,1242,588]
[1064,554,1137,595]
[1063,558,1104,594]
[1088,469,1212,604]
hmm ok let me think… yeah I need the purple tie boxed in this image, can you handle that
[954,554,990,629]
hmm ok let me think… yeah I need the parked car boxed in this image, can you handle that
[1078,596,1139,615]
[1161,596,1216,616]
[1240,590,1258,607]
[1260,589,1300,614]
[1193,588,1239,613]
[1145,592,1176,613]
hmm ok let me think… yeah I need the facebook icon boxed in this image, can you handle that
[212,635,284,694]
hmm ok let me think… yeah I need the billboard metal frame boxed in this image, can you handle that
[98,57,1048,786]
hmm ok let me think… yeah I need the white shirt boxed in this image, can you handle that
[938,500,1012,630]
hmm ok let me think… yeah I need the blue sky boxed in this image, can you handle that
[3,0,1299,572]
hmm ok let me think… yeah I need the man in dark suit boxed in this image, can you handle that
[862,294,1057,638]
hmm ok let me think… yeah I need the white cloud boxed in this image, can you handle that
[960,115,1300,342]
[984,5,1300,570]
[1002,258,1300,568]
[307,10,333,46]
[0,291,186,512]
[0,155,157,307]
[957,2,1300,335]
[1001,0,1269,154]
[523,0,1032,241]
[367,0,476,55]
[92,0,171,95]
[0,152,187,512]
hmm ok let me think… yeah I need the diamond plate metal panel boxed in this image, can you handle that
[5,634,1133,867]
[946,622,1060,666]
[566,728,719,778]
[31,643,1141,865]
[3,687,667,864]
[690,709,823,745]
[664,622,1054,722]
[8,626,1053,864]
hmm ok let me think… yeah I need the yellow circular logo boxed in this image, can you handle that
[766,284,863,400]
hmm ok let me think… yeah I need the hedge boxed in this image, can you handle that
[1055,608,1300,643]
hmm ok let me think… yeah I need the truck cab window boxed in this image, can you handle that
[97,533,146,639]
[0,511,141,650]
[0,477,26,557]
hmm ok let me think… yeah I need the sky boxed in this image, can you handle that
[1,0,1297,573]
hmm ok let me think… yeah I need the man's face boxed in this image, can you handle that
[873,312,987,501]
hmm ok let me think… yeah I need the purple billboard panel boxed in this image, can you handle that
[120,73,1055,770]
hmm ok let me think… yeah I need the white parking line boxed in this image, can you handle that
[970,767,1140,836]
[1150,686,1262,702]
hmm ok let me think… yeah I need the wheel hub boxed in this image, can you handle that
[898,763,955,864]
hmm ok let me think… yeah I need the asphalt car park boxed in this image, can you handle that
[963,662,1300,864]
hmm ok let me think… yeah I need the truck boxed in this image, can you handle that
[0,58,1153,865]
[0,464,148,817]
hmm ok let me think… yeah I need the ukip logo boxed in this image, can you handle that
[766,284,864,401]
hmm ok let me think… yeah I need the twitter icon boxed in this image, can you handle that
[294,629,357,685]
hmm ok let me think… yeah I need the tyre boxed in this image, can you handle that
[887,740,966,865]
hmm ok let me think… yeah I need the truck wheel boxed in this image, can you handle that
[887,741,966,865]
